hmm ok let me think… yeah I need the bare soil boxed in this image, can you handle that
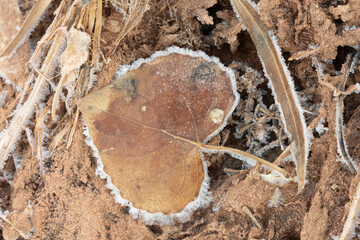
[1,0,360,239]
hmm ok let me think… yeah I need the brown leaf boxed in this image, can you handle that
[79,48,238,220]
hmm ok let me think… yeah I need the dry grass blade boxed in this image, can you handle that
[0,214,29,240]
[230,0,308,192]
[49,123,71,152]
[0,0,52,57]
[335,53,359,174]
[340,176,360,240]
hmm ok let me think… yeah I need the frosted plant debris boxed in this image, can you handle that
[231,64,287,158]
[0,30,65,172]
[0,0,51,58]
[0,90,8,108]
[52,28,91,121]
[335,51,359,174]
[268,187,281,208]
[0,0,31,88]
[339,180,360,240]
[81,46,237,225]
[80,46,289,225]
[231,0,310,192]
[314,118,329,136]
[261,171,291,187]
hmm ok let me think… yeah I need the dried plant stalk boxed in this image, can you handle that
[242,206,263,230]
[0,214,29,239]
[0,31,65,170]
[335,53,359,174]
[340,178,360,240]
[231,0,308,192]
[0,0,52,57]
[288,47,320,61]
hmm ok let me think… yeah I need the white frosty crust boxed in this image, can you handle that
[82,46,240,225]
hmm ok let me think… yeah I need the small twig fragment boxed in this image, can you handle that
[49,123,71,152]
[288,47,320,61]
[268,187,281,207]
[0,90,8,108]
[242,206,263,230]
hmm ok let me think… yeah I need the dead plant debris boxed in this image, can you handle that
[0,0,359,239]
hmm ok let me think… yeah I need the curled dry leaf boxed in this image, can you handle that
[52,28,91,120]
[231,0,308,192]
[79,47,288,224]
[79,47,239,224]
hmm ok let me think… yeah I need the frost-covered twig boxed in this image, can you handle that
[316,51,360,174]
[335,52,359,174]
[288,45,320,61]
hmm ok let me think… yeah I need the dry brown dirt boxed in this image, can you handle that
[1,0,360,239]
